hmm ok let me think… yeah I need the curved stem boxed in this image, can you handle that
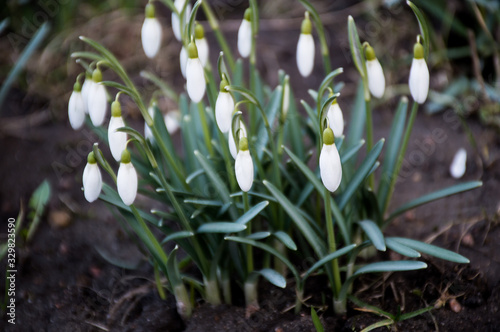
[365,98,374,189]
[325,189,342,297]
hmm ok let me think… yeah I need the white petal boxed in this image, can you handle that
[89,83,107,127]
[319,144,342,192]
[237,20,251,58]
[164,111,180,134]
[141,18,162,58]
[327,103,344,137]
[68,91,85,130]
[172,0,191,41]
[186,58,206,103]
[83,163,102,202]
[296,33,315,77]
[367,59,385,98]
[235,150,254,192]
[195,37,209,67]
[117,162,138,206]
[409,58,429,104]
[450,148,467,179]
[81,78,92,114]
[215,91,234,133]
[145,106,155,142]
[229,121,246,159]
[108,116,127,161]
[180,47,188,78]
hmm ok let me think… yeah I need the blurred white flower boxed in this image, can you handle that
[145,105,155,142]
[68,81,85,130]
[141,4,162,58]
[164,111,181,134]
[180,46,187,78]
[238,8,252,58]
[326,99,344,138]
[195,22,209,67]
[450,148,467,179]
[88,68,107,127]
[296,13,314,77]
[409,42,429,104]
[108,101,127,162]
[235,137,254,192]
[83,152,102,203]
[117,150,138,206]
[215,81,234,133]
[186,41,206,103]
[172,0,191,41]
[319,128,342,192]
[365,45,385,98]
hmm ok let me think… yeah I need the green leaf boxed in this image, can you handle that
[378,97,408,213]
[301,100,320,136]
[26,180,51,242]
[302,244,357,281]
[338,139,384,210]
[319,93,340,133]
[0,18,9,35]
[235,201,269,225]
[399,306,433,321]
[166,247,183,288]
[140,71,179,102]
[257,268,286,288]
[359,220,386,251]
[161,231,195,244]
[340,139,365,164]
[311,307,325,332]
[385,238,421,258]
[360,319,394,332]
[184,199,224,207]
[226,85,263,110]
[246,232,271,240]
[390,237,470,263]
[347,16,366,78]
[263,180,326,257]
[387,181,482,222]
[273,231,297,251]
[407,1,430,60]
[354,261,427,276]
[345,81,366,151]
[255,86,282,159]
[197,222,246,234]
[317,68,344,109]
[186,169,205,184]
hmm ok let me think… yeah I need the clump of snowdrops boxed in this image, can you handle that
[68,0,480,319]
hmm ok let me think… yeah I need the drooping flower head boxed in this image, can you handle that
[409,40,429,104]
[108,99,128,162]
[117,149,138,206]
[450,148,467,179]
[365,44,385,99]
[141,3,162,58]
[235,136,254,192]
[215,78,234,133]
[185,40,206,103]
[296,12,314,77]
[83,151,102,203]
[172,0,191,41]
[238,8,252,58]
[68,77,85,130]
[326,98,344,138]
[229,120,247,159]
[88,68,107,127]
[319,128,342,192]
[194,22,209,67]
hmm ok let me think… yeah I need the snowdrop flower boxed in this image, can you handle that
[141,3,162,58]
[235,137,254,192]
[164,111,180,134]
[229,120,246,159]
[365,44,385,99]
[82,152,102,203]
[282,77,290,118]
[172,0,191,41]
[144,105,155,142]
[117,149,138,206]
[238,8,252,58]
[180,46,187,78]
[215,79,234,133]
[68,79,85,130]
[88,68,107,127]
[319,128,342,192]
[108,100,128,162]
[81,72,92,114]
[195,22,209,67]
[409,41,429,104]
[450,148,467,179]
[185,41,206,103]
[326,99,344,138]
[296,12,314,77]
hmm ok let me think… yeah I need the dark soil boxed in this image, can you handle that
[2,1,500,331]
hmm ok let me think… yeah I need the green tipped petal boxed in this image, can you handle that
[187,41,198,59]
[121,149,131,164]
[413,42,424,59]
[323,128,335,145]
[111,100,122,117]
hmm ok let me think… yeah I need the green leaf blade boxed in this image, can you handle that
[390,237,470,264]
[359,220,386,251]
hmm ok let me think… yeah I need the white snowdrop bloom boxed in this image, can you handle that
[81,73,92,114]
[141,3,162,58]
[172,0,191,41]
[238,8,252,58]
[164,111,180,134]
[117,150,138,206]
[450,148,467,179]
[229,120,246,159]
[144,105,155,142]
[326,99,344,138]
[68,81,85,130]
[319,128,342,193]
[296,13,315,77]
[82,152,102,203]
[185,41,206,103]
[235,137,254,192]
[108,100,128,162]
[409,42,429,104]
[88,68,107,127]
[282,77,290,117]
[365,45,385,99]
[215,80,234,133]
[180,46,188,78]
[195,22,209,67]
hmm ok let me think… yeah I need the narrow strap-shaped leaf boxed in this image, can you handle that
[197,222,246,234]
[301,100,320,136]
[399,306,434,321]
[226,85,263,110]
[235,201,269,225]
[387,181,482,223]
[354,260,427,276]
[345,81,366,151]
[390,237,470,263]
[407,1,430,60]
[340,139,365,164]
[246,232,271,240]
[162,231,195,245]
[184,199,224,207]
[273,231,297,251]
[263,180,326,257]
[358,220,386,251]
[302,244,357,281]
[311,307,325,332]
[256,268,286,288]
[360,320,394,332]
[255,86,282,159]
[385,238,420,258]
[166,247,183,288]
[317,68,344,111]
[347,16,366,79]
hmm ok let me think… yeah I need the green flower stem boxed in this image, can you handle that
[365,98,375,190]
[243,192,254,273]
[249,0,259,135]
[154,262,167,300]
[324,189,342,298]
[384,101,419,215]
[197,102,214,157]
[218,130,237,191]
[201,1,235,71]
